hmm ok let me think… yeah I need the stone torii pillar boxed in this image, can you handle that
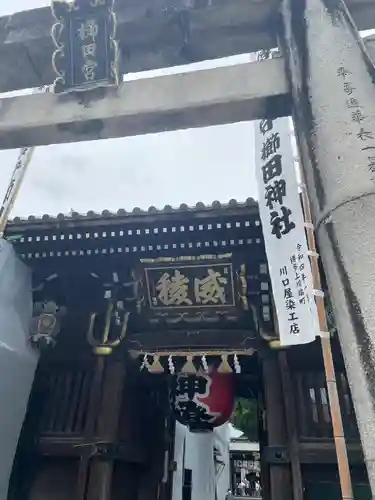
[280,0,375,494]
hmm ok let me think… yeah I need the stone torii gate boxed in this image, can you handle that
[2,0,375,497]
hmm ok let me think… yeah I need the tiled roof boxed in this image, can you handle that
[7,198,258,227]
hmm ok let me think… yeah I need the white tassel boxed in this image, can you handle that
[181,355,196,375]
[140,354,151,371]
[201,355,209,373]
[168,355,175,374]
[218,354,233,373]
[148,354,164,373]
[234,354,241,374]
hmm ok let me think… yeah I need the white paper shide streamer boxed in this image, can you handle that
[254,117,319,346]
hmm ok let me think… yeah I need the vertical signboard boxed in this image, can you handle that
[51,0,119,94]
[254,117,319,346]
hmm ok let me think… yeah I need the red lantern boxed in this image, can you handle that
[170,370,235,432]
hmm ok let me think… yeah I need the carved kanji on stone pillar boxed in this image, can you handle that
[280,0,375,493]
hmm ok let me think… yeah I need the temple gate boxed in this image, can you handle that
[3,202,369,500]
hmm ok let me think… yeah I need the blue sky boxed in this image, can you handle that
[0,0,257,218]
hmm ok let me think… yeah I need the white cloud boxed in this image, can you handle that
[0,123,257,217]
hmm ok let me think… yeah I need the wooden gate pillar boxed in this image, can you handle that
[261,349,292,500]
[137,390,169,500]
[85,358,126,500]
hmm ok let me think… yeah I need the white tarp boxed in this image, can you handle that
[189,432,216,500]
[0,239,38,500]
[172,423,231,500]
[254,117,319,346]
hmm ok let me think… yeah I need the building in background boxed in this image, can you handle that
[229,436,261,498]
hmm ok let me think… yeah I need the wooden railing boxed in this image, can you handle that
[38,364,93,436]
[293,371,358,441]
[35,363,359,445]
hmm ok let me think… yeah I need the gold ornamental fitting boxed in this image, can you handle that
[87,301,130,356]
[93,345,114,356]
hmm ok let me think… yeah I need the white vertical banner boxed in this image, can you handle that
[254,116,319,346]
[172,423,186,500]
[190,432,215,500]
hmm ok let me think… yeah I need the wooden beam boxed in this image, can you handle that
[38,436,148,463]
[85,361,126,500]
[0,0,373,94]
[76,357,106,500]
[298,442,364,465]
[261,350,293,500]
[0,57,289,149]
[278,352,303,500]
[262,442,364,465]
[126,329,258,353]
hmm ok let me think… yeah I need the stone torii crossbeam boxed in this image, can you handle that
[0,0,373,94]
